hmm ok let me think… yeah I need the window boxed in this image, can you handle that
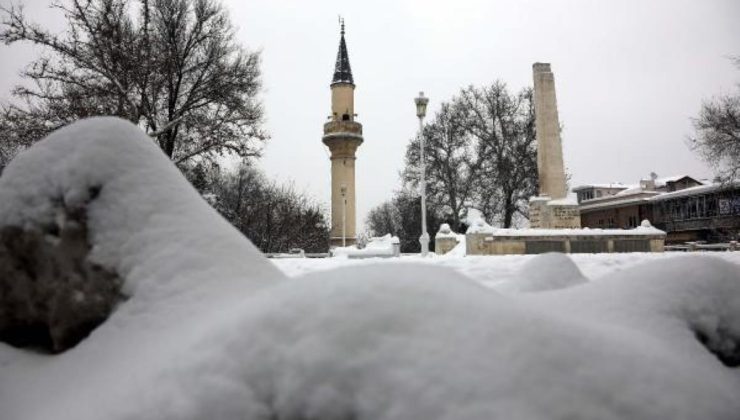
[628,215,639,228]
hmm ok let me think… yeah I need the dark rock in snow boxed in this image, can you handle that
[0,202,122,353]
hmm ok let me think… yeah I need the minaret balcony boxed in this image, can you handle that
[323,120,363,136]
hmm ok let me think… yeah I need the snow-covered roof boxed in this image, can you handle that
[654,175,701,187]
[649,182,739,202]
[572,183,632,192]
[475,226,665,237]
[573,176,704,193]
[578,181,737,211]
[547,197,579,206]
[613,186,645,196]
[577,190,660,211]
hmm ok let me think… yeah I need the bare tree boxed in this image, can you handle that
[690,58,740,182]
[402,81,537,229]
[403,101,483,231]
[208,164,330,253]
[366,201,401,238]
[457,83,537,227]
[0,0,266,167]
[366,187,444,253]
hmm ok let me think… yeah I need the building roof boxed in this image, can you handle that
[573,175,705,195]
[572,183,632,192]
[578,193,660,212]
[331,22,354,86]
[649,182,739,202]
[653,175,703,188]
[578,181,739,213]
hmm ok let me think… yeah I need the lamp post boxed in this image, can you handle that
[414,91,430,256]
[340,183,347,247]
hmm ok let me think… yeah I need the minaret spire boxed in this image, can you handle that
[332,18,354,86]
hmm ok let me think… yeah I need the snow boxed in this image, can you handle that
[486,225,665,237]
[435,223,458,239]
[273,250,740,288]
[546,197,579,206]
[2,118,740,420]
[332,234,400,258]
[613,185,651,196]
[464,208,494,234]
[501,252,588,293]
[572,182,633,191]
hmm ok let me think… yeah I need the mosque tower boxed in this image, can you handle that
[322,20,363,247]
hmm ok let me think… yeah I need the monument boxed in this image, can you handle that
[456,63,666,256]
[322,21,363,247]
[529,63,581,229]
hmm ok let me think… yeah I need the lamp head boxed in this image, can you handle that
[414,91,429,119]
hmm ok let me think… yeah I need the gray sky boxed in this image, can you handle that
[1,0,739,230]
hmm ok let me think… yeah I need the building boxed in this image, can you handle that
[575,176,740,243]
[322,22,363,247]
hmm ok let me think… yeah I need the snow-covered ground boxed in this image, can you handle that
[1,118,739,420]
[274,251,740,290]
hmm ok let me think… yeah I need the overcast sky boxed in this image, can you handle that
[1,0,739,230]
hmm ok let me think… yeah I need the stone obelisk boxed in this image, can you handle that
[532,63,567,199]
[529,63,580,228]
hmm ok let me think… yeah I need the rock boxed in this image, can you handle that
[0,198,122,353]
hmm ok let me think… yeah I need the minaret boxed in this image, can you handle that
[323,21,363,247]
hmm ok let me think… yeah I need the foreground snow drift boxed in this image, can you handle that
[1,118,739,420]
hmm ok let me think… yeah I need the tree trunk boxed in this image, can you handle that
[503,192,514,228]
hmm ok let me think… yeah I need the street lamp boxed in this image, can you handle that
[414,91,429,256]
[340,183,348,248]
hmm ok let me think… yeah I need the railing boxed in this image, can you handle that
[665,242,738,252]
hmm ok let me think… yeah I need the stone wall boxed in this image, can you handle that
[435,237,458,255]
[529,197,581,229]
[467,232,665,256]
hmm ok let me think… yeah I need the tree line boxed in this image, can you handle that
[0,0,329,253]
[189,163,330,253]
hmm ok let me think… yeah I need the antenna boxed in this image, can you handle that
[338,16,345,35]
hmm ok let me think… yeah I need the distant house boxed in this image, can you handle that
[574,176,740,243]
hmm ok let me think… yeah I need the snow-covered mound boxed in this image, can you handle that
[0,117,284,416]
[1,118,739,420]
[332,234,400,258]
[507,252,588,293]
